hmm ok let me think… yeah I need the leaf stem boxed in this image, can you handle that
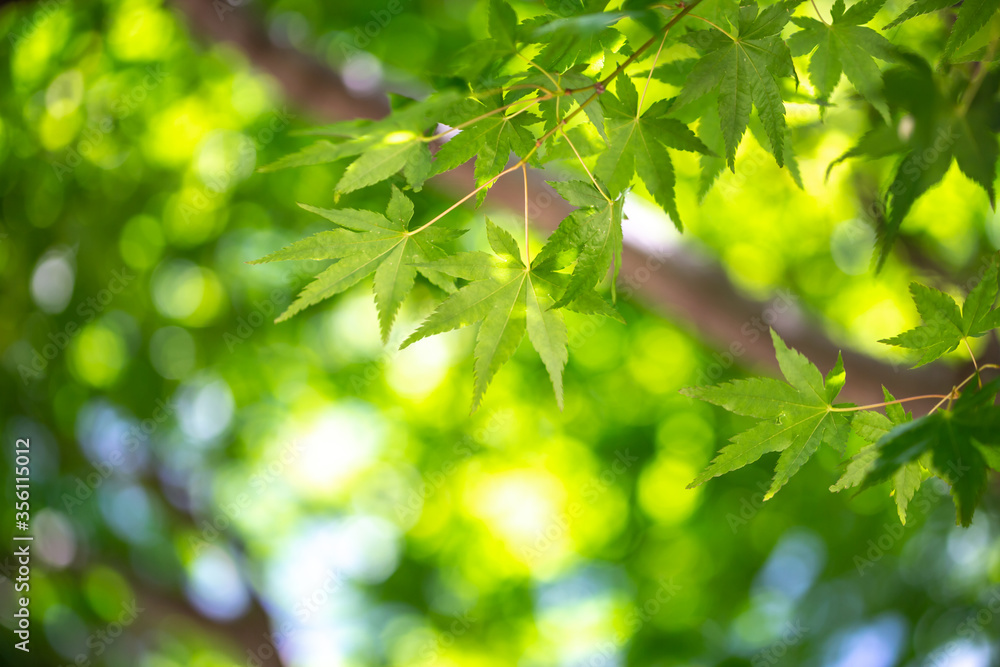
[688,14,738,40]
[927,366,998,414]
[422,94,551,143]
[559,126,613,203]
[963,338,981,388]
[809,0,829,25]
[958,34,998,116]
[572,0,706,96]
[522,165,531,267]
[410,0,704,234]
[638,31,670,117]
[408,161,524,234]
[829,395,949,412]
[516,53,564,94]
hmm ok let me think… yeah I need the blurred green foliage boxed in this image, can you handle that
[0,1,1000,667]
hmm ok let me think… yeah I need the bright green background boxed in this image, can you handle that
[2,0,1000,666]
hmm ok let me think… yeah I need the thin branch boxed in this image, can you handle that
[570,0,706,97]
[422,94,551,143]
[171,0,963,407]
[408,161,525,234]
[409,0,704,234]
[522,165,531,267]
[829,394,950,412]
[928,367,995,414]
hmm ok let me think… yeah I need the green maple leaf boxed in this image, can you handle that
[883,0,999,57]
[683,330,853,499]
[830,387,925,523]
[882,0,954,29]
[515,69,608,140]
[788,0,898,120]
[879,254,1000,366]
[860,378,1000,526]
[489,0,519,51]
[540,180,626,307]
[258,138,366,174]
[945,0,1000,56]
[432,98,539,205]
[830,58,1000,268]
[402,219,571,411]
[672,2,795,170]
[596,76,713,229]
[526,11,625,70]
[257,93,461,193]
[251,187,460,341]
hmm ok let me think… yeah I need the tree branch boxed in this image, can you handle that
[168,0,962,407]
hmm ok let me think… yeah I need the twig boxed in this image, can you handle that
[829,394,949,412]
[522,165,531,266]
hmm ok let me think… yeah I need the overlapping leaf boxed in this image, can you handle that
[254,0,1000,418]
[513,69,608,139]
[830,388,924,523]
[884,0,1000,57]
[251,187,460,341]
[432,97,539,205]
[829,57,1000,267]
[683,331,853,499]
[537,180,626,307]
[402,220,571,411]
[788,0,897,119]
[257,93,461,194]
[524,10,625,70]
[672,2,795,170]
[880,254,1000,365]
[859,378,1000,526]
[596,76,713,228]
